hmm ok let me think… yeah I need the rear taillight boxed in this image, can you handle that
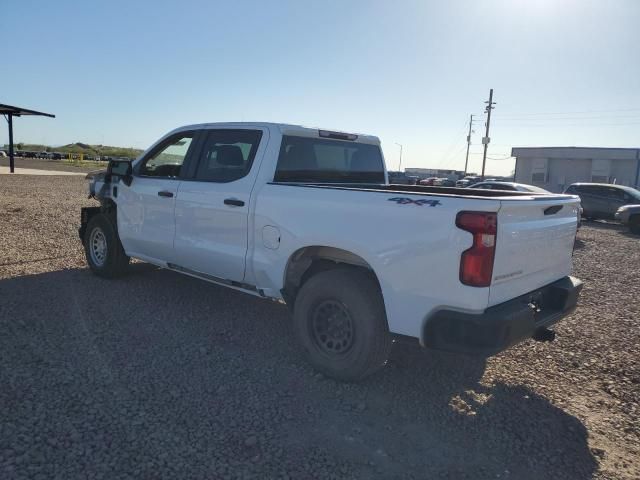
[456,211,497,287]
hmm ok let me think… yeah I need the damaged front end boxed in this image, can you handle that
[80,159,132,240]
[86,169,108,200]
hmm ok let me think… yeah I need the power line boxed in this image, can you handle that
[491,107,640,117]
[437,121,471,167]
[493,117,640,124]
[493,121,640,128]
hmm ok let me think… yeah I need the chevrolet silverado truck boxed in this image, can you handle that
[80,122,583,381]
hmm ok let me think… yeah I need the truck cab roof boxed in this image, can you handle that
[165,122,381,145]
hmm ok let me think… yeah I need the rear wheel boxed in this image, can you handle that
[630,215,640,235]
[293,268,391,382]
[83,213,129,278]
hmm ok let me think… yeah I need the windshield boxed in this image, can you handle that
[274,135,385,183]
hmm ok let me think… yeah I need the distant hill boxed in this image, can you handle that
[2,142,144,159]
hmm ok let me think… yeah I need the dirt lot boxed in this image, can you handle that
[0,174,638,479]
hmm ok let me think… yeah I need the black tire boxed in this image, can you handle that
[83,213,130,278]
[630,216,640,235]
[293,268,391,382]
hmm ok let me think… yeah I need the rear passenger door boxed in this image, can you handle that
[590,186,613,218]
[577,186,603,218]
[173,128,268,283]
[606,188,627,218]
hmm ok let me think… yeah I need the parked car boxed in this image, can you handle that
[0,150,6,157]
[469,181,550,193]
[456,176,482,187]
[419,177,439,186]
[387,171,416,185]
[433,178,457,187]
[564,183,640,220]
[615,204,640,234]
[24,151,37,158]
[80,122,582,381]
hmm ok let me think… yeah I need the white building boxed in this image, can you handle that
[512,147,640,193]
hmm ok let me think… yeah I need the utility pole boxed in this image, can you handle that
[8,114,14,174]
[481,88,496,180]
[463,114,474,176]
[395,142,403,171]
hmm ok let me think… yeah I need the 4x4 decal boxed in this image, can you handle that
[388,197,442,207]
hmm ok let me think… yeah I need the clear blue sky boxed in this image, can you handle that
[3,0,640,175]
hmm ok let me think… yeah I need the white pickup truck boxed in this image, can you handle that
[80,122,583,381]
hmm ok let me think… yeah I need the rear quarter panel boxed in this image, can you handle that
[250,184,500,339]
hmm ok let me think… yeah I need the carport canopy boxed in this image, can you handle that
[1,103,56,173]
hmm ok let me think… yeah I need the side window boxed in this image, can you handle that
[607,188,625,201]
[591,186,608,198]
[194,129,262,183]
[138,134,194,178]
[565,185,577,194]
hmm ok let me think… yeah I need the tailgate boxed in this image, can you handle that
[489,195,580,306]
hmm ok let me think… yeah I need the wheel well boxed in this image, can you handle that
[79,200,117,240]
[282,246,382,305]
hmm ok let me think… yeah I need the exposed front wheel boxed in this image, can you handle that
[293,268,391,382]
[630,216,640,235]
[83,213,130,278]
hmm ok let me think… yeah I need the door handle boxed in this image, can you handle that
[224,198,245,207]
[158,191,174,198]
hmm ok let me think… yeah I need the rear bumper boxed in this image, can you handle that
[422,276,583,356]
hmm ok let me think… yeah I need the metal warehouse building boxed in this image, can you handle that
[511,147,640,193]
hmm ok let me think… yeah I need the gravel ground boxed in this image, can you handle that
[0,174,638,479]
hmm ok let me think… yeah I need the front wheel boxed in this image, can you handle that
[293,268,391,382]
[630,216,640,235]
[83,213,130,278]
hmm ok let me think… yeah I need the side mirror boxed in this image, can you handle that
[108,159,133,186]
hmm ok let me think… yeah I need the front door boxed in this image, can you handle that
[117,132,197,263]
[173,128,267,282]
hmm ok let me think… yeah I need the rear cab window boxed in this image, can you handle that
[274,135,385,183]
